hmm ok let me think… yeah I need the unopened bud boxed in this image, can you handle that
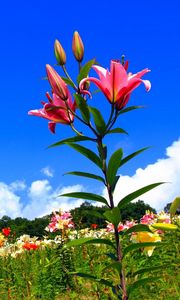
[54,39,66,66]
[46,64,69,100]
[72,31,84,62]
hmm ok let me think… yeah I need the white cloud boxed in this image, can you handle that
[41,167,54,177]
[0,182,22,218]
[10,180,27,192]
[0,179,84,220]
[22,180,84,219]
[103,138,180,211]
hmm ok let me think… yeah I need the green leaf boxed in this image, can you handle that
[61,76,75,88]
[120,147,150,168]
[107,128,128,135]
[170,196,180,218]
[70,272,114,287]
[77,59,96,83]
[127,277,161,295]
[118,105,144,116]
[123,224,152,235]
[151,223,178,231]
[107,148,123,186]
[118,182,165,209]
[48,136,92,148]
[132,265,168,276]
[74,94,90,123]
[111,175,120,194]
[103,207,121,227]
[102,261,122,273]
[123,242,163,258]
[64,171,105,184]
[65,237,115,249]
[64,237,95,247]
[89,106,106,135]
[66,143,102,169]
[105,252,117,261]
[60,192,109,206]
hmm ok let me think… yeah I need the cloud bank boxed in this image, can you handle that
[110,138,180,211]
[0,138,180,219]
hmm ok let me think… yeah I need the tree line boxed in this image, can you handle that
[0,200,156,238]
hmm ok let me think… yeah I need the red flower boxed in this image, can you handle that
[80,60,151,110]
[2,227,11,237]
[28,92,76,133]
[22,242,39,250]
[91,223,98,229]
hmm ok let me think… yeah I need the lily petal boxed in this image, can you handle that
[48,122,56,134]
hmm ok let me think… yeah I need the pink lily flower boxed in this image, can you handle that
[79,60,151,110]
[28,92,76,133]
[46,64,69,100]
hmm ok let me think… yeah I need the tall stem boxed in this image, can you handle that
[98,138,128,300]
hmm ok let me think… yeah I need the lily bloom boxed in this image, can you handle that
[46,64,69,100]
[91,223,98,230]
[79,60,151,110]
[2,227,11,237]
[22,242,39,250]
[28,92,76,133]
[131,231,161,256]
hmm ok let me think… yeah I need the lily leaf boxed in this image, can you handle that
[77,59,96,83]
[123,242,164,258]
[69,272,114,287]
[132,264,168,276]
[66,143,102,169]
[64,171,105,184]
[151,223,178,231]
[118,182,165,209]
[65,237,115,249]
[107,148,123,186]
[102,262,122,273]
[118,105,144,116]
[60,192,109,206]
[127,277,161,295]
[74,94,90,123]
[111,175,120,194]
[89,106,106,135]
[120,147,150,167]
[48,136,92,148]
[103,207,121,227]
[107,128,128,135]
[170,196,180,218]
[123,224,152,235]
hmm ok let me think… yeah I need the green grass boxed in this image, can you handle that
[0,231,179,299]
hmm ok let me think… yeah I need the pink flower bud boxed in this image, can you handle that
[54,39,66,66]
[72,31,84,62]
[46,64,69,100]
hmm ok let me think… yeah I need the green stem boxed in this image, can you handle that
[105,104,115,132]
[62,65,78,91]
[107,109,119,132]
[97,137,128,300]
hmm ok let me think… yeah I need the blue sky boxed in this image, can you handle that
[0,0,180,219]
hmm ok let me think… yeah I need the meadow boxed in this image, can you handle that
[0,210,179,300]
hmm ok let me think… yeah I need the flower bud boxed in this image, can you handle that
[72,31,84,62]
[54,39,66,66]
[46,64,69,100]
